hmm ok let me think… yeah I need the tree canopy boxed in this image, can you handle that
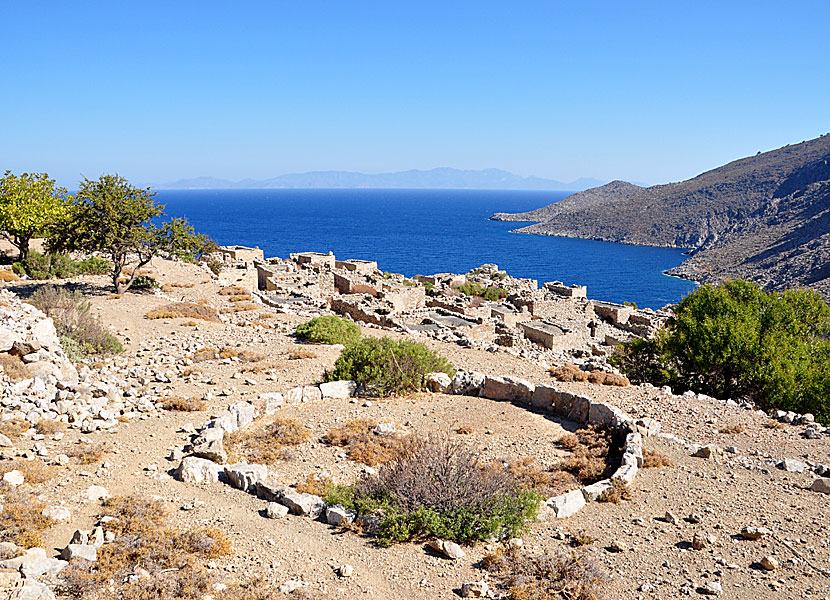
[612,280,830,423]
[49,174,211,293]
[0,170,69,260]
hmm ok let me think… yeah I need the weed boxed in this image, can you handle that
[160,282,195,292]
[220,302,258,313]
[295,315,362,346]
[597,479,632,503]
[66,441,112,464]
[570,530,597,547]
[549,364,589,382]
[295,473,333,496]
[484,545,607,600]
[456,425,475,435]
[0,418,30,440]
[554,426,620,485]
[225,417,311,464]
[228,294,253,302]
[641,448,674,468]
[35,419,66,435]
[0,270,20,282]
[0,488,54,548]
[145,302,220,321]
[764,419,785,430]
[161,396,206,412]
[0,353,31,381]
[494,456,572,497]
[288,348,318,360]
[324,419,415,466]
[218,286,247,296]
[719,423,746,434]
[587,371,630,387]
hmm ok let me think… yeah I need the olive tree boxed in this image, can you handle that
[49,174,211,293]
[0,170,69,260]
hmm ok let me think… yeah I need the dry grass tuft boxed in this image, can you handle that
[35,419,66,435]
[145,302,220,322]
[161,396,206,412]
[324,419,415,466]
[455,425,475,435]
[494,456,572,497]
[587,371,630,387]
[227,294,253,302]
[483,545,607,600]
[0,353,32,381]
[0,488,54,548]
[288,348,318,360]
[218,286,248,296]
[719,423,746,434]
[226,418,311,464]
[295,473,333,496]
[220,302,258,313]
[549,364,588,382]
[65,441,112,464]
[570,530,598,547]
[641,448,674,468]
[160,282,195,292]
[180,319,199,326]
[0,458,59,485]
[59,495,233,600]
[0,418,31,441]
[0,270,20,282]
[191,346,264,363]
[553,426,620,485]
[764,419,785,430]
[597,479,633,503]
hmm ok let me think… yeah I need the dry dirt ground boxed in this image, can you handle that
[2,254,829,599]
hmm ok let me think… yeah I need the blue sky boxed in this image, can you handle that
[2,1,828,187]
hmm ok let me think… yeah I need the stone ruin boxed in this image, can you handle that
[243,248,671,367]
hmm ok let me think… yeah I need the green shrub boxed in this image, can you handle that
[612,280,830,423]
[130,275,159,290]
[422,281,435,294]
[325,337,454,397]
[325,436,540,546]
[456,282,507,301]
[12,251,112,280]
[207,257,223,275]
[295,315,362,346]
[29,286,123,359]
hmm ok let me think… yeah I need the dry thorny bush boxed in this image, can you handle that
[192,346,265,363]
[226,417,311,464]
[549,364,629,386]
[641,447,674,468]
[0,458,58,485]
[0,353,31,381]
[483,544,607,600]
[65,441,112,465]
[59,495,234,600]
[0,485,54,548]
[0,418,31,441]
[161,396,207,412]
[325,419,417,466]
[145,302,220,322]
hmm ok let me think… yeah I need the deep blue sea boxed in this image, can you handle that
[157,189,696,310]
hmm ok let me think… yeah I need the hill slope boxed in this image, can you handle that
[491,135,830,298]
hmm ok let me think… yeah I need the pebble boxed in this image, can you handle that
[760,555,778,571]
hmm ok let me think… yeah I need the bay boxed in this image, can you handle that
[158,188,696,309]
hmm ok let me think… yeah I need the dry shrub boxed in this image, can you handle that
[557,432,580,450]
[160,282,195,292]
[456,425,475,435]
[0,418,30,440]
[570,530,597,547]
[226,418,311,464]
[483,544,607,600]
[288,348,318,360]
[0,487,54,548]
[719,423,746,434]
[350,283,379,297]
[145,302,220,322]
[0,458,58,485]
[220,302,258,313]
[180,319,199,326]
[223,577,285,600]
[66,441,111,464]
[553,426,620,485]
[35,419,66,435]
[0,270,20,282]
[295,473,333,496]
[549,364,588,382]
[227,294,253,302]
[161,396,206,412]
[218,286,247,296]
[59,495,232,600]
[494,456,572,497]
[587,371,630,387]
[597,479,632,503]
[764,419,785,430]
[0,352,32,381]
[257,311,275,319]
[325,419,415,466]
[192,347,219,362]
[641,448,674,468]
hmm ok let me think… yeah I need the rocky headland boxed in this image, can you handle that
[491,134,830,299]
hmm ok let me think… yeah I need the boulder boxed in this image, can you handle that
[811,478,830,494]
[224,462,268,494]
[86,485,110,502]
[265,502,289,519]
[0,547,67,579]
[425,372,452,394]
[190,428,227,464]
[547,489,586,518]
[42,506,71,522]
[319,380,358,399]
[2,470,24,486]
[60,544,97,562]
[552,392,591,423]
[255,480,291,503]
[0,433,13,447]
[325,505,356,526]
[450,371,486,396]
[8,581,57,600]
[228,401,257,431]
[777,458,806,473]
[581,479,613,502]
[530,385,557,410]
[279,491,326,518]
[588,401,631,429]
[428,539,465,560]
[174,456,223,483]
[0,326,19,352]
[257,392,284,415]
[301,385,322,403]
[460,580,489,597]
[480,375,535,402]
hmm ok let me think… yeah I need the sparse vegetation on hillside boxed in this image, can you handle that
[325,337,454,397]
[324,419,416,466]
[295,315,361,346]
[325,435,540,546]
[456,282,508,301]
[612,280,830,423]
[12,251,111,280]
[0,487,55,548]
[29,286,123,359]
[226,417,311,464]
[145,302,220,322]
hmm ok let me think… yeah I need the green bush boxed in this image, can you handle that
[456,282,507,301]
[611,280,830,423]
[295,315,362,346]
[29,286,123,359]
[324,436,540,546]
[12,251,112,280]
[130,275,159,290]
[325,337,454,397]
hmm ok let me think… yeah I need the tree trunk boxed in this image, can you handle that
[16,236,29,261]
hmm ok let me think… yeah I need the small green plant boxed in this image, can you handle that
[325,337,454,397]
[422,281,435,294]
[129,274,159,290]
[29,286,123,359]
[325,435,540,546]
[207,257,223,275]
[623,300,638,309]
[295,315,361,346]
[456,282,507,301]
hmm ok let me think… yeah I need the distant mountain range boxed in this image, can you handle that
[491,134,830,300]
[156,168,604,191]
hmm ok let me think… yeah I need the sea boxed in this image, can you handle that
[157,189,696,310]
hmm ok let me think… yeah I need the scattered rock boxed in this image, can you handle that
[701,581,722,595]
[428,539,465,560]
[609,540,628,552]
[372,421,396,436]
[335,564,353,578]
[60,544,98,562]
[777,458,806,473]
[85,485,110,502]
[42,506,71,522]
[265,502,289,519]
[425,372,452,393]
[810,478,830,494]
[741,526,771,540]
[279,491,326,518]
[174,456,222,483]
[2,470,24,486]
[325,504,356,526]
[760,555,778,571]
[460,580,489,597]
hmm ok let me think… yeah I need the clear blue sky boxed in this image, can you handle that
[2,1,828,188]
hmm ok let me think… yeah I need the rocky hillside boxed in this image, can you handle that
[491,135,830,298]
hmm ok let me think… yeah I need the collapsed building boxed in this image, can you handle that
[245,249,670,365]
